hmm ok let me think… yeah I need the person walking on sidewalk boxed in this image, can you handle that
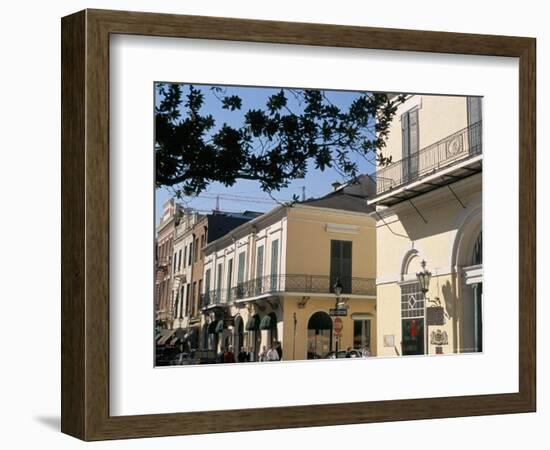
[258,345,267,362]
[266,345,280,362]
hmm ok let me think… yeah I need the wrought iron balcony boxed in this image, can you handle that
[201,274,375,308]
[155,257,171,269]
[201,290,225,308]
[369,121,482,206]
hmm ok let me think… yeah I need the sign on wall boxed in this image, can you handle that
[426,306,445,326]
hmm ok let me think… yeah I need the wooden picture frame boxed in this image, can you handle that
[61,9,536,441]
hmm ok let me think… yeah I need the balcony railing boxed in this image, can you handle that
[200,274,375,308]
[372,121,482,196]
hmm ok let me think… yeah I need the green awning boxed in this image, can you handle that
[207,321,218,334]
[259,314,273,330]
[215,320,225,333]
[246,315,260,331]
[308,311,333,330]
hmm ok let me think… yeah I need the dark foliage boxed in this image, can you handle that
[155,83,404,197]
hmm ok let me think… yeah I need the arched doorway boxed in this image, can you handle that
[400,251,426,356]
[452,202,482,354]
[307,311,333,359]
[260,312,278,347]
[201,323,208,350]
[233,316,244,353]
[207,320,219,351]
[462,230,483,352]
[246,314,261,361]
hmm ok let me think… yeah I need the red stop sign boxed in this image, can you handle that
[333,317,344,336]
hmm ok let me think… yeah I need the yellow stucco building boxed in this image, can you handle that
[369,94,483,357]
[199,182,377,361]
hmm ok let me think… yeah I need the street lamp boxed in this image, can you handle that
[332,278,344,356]
[416,260,431,294]
[333,277,343,297]
[333,277,345,309]
[416,260,431,355]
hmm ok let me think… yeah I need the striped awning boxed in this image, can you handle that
[156,329,176,345]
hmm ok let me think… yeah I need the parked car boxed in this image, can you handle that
[192,349,218,364]
[169,349,218,365]
[325,349,362,359]
[307,351,323,360]
[170,352,195,366]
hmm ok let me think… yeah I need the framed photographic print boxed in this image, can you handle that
[61,9,536,441]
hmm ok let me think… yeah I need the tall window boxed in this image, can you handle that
[226,259,233,301]
[188,242,193,266]
[467,97,482,154]
[183,245,187,268]
[401,108,419,182]
[270,239,279,291]
[467,97,482,125]
[191,281,197,316]
[204,268,211,295]
[237,252,246,298]
[216,263,223,303]
[330,240,352,293]
[401,282,425,355]
[198,279,202,310]
[179,285,184,318]
[256,245,264,295]
[185,283,190,316]
[177,249,182,271]
[353,320,371,349]
[194,238,199,263]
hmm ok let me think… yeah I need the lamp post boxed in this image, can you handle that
[416,260,432,355]
[293,312,297,360]
[333,278,343,356]
[333,277,343,307]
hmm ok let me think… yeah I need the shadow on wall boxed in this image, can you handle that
[396,203,459,242]
[441,280,456,320]
[441,278,461,354]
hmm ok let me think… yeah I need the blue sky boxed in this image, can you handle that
[155,83,378,221]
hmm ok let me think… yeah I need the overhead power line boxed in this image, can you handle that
[188,193,292,205]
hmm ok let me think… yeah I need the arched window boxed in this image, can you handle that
[472,231,482,265]
[307,312,333,359]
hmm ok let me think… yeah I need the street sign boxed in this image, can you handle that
[329,308,347,317]
[333,317,344,336]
